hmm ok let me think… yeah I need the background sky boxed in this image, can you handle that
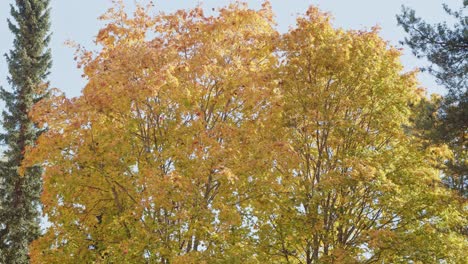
[0,0,458,99]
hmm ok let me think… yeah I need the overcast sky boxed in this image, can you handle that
[0,0,458,98]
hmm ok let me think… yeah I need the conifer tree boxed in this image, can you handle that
[0,0,51,262]
[397,1,467,197]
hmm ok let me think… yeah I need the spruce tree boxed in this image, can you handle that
[0,0,51,262]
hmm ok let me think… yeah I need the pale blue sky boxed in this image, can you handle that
[0,0,457,98]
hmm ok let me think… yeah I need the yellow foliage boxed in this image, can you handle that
[24,1,467,263]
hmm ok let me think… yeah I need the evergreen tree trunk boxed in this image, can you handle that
[0,0,51,263]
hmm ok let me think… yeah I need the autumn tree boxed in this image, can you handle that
[0,0,51,263]
[26,2,278,263]
[24,2,467,264]
[252,7,467,263]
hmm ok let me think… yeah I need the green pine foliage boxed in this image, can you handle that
[397,1,467,197]
[0,0,51,263]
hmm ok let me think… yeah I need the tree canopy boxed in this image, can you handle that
[22,2,468,263]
